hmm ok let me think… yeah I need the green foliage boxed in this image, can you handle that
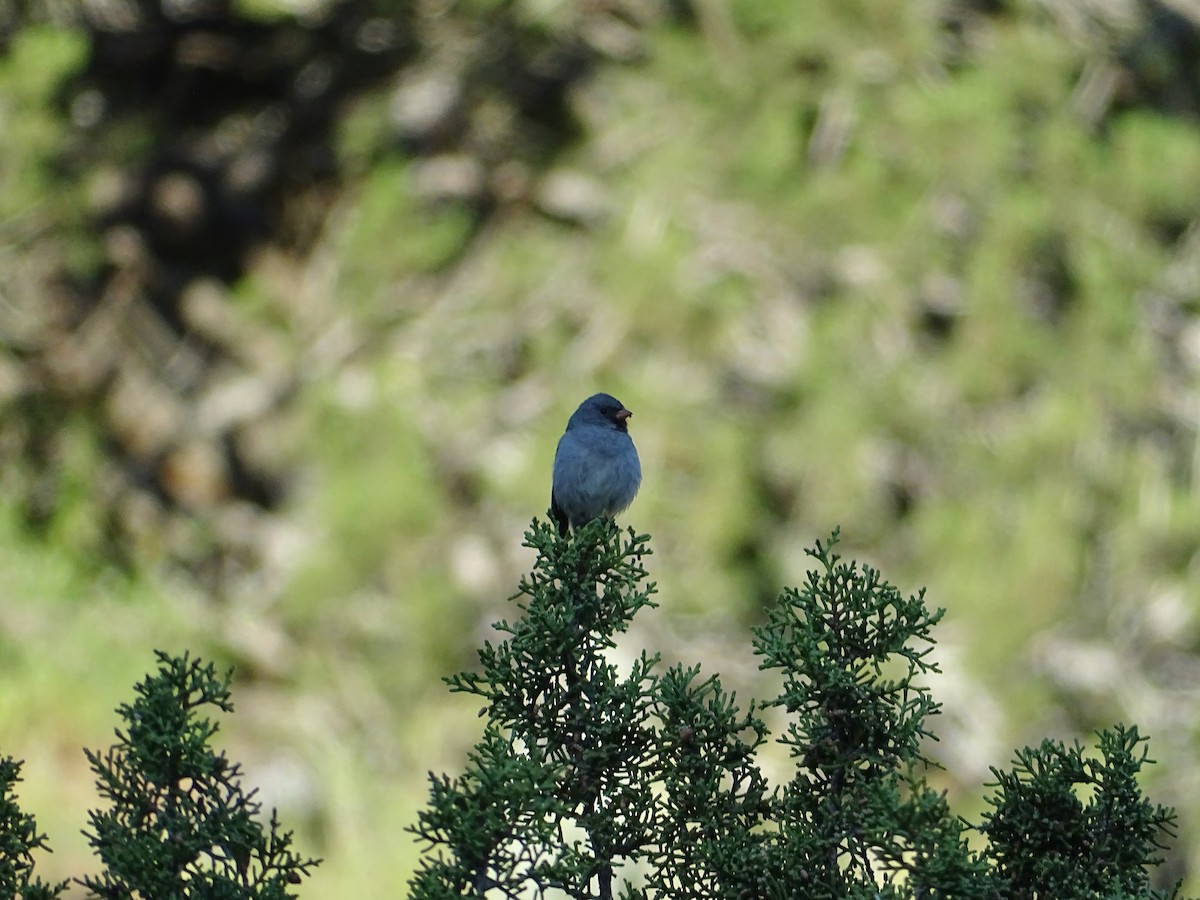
[80,651,320,899]
[0,757,67,900]
[0,26,87,216]
[981,726,1179,899]
[412,519,660,897]
[0,651,318,897]
[741,534,986,899]
[755,535,943,772]
[333,159,479,314]
[409,526,1184,899]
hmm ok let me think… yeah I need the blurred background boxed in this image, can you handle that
[3,0,1200,894]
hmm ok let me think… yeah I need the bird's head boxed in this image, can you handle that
[570,393,633,433]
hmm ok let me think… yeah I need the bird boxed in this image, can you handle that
[549,393,642,536]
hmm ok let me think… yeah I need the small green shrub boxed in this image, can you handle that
[0,651,319,899]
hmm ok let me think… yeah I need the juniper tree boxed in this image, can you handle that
[409,522,1185,899]
[80,650,320,899]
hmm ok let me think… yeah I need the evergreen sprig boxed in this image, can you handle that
[745,530,982,899]
[80,650,320,899]
[754,529,944,773]
[981,724,1180,898]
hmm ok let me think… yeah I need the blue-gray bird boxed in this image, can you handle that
[550,393,642,536]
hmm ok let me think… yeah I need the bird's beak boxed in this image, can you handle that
[615,408,632,423]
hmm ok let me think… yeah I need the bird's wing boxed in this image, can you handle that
[549,434,571,536]
[549,490,570,536]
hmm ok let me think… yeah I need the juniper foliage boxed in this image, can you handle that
[409,522,1185,899]
[80,650,320,899]
[0,756,67,900]
[413,519,660,898]
[981,726,1179,899]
